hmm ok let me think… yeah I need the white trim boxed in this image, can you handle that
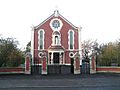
[38,52,44,58]
[52,31,61,46]
[47,64,65,65]
[68,30,74,50]
[97,66,120,68]
[50,18,63,31]
[51,52,53,64]
[38,29,45,50]
[59,13,78,30]
[63,51,65,64]
[48,52,51,64]
[35,11,78,30]
[48,48,64,52]
[35,14,54,29]
[31,26,34,65]
[69,52,75,58]
[65,64,71,65]
[66,49,79,51]
[48,50,64,53]
[32,64,42,66]
[48,51,64,65]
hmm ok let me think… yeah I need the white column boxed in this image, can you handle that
[78,26,82,65]
[48,52,50,64]
[59,52,62,64]
[51,52,53,64]
[31,26,34,65]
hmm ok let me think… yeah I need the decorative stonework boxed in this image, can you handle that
[50,18,63,31]
[69,52,75,58]
[52,31,61,46]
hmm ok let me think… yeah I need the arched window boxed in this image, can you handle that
[52,31,61,46]
[38,29,44,50]
[68,30,74,49]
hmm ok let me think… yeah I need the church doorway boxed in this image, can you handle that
[48,52,61,74]
[53,53,59,64]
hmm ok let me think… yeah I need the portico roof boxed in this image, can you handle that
[48,45,65,51]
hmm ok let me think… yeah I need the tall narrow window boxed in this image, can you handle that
[38,29,44,50]
[68,30,74,49]
[40,31,43,49]
[55,36,58,45]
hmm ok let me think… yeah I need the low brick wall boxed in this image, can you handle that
[0,67,25,74]
[96,66,120,73]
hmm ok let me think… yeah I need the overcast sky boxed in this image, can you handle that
[0,0,120,49]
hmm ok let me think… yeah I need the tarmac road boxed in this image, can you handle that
[0,73,120,90]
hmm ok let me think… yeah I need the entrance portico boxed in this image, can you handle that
[48,45,65,65]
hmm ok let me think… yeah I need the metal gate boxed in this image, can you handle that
[71,58,74,74]
[81,60,90,74]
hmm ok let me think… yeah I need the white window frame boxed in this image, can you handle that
[48,51,64,65]
[38,29,45,50]
[50,18,63,31]
[68,30,74,50]
[52,31,61,46]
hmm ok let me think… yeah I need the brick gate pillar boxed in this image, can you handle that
[25,54,31,74]
[41,57,47,75]
[74,57,80,74]
[90,56,96,74]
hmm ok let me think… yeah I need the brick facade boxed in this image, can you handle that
[31,10,81,75]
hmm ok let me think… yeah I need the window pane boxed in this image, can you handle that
[40,31,43,49]
[55,36,59,45]
[70,31,73,49]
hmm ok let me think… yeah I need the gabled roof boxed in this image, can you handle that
[34,13,54,29]
[58,12,78,30]
[34,10,78,30]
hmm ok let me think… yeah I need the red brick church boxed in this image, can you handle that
[30,10,83,75]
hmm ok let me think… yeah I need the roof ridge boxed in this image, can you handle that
[34,11,78,30]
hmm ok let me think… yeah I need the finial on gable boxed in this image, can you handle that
[54,9,59,17]
[54,5,59,17]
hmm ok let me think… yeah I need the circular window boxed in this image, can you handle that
[50,18,63,31]
[52,20,60,29]
[69,52,74,58]
[38,52,43,58]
